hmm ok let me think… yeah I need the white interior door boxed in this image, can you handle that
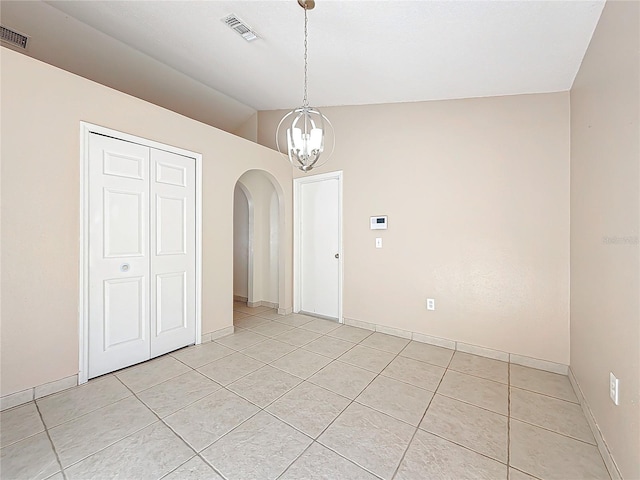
[88,134,151,378]
[297,173,341,320]
[88,133,196,378]
[150,149,196,357]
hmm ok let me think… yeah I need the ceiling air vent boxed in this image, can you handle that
[221,14,258,42]
[1,25,29,49]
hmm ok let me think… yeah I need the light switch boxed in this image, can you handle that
[376,238,382,248]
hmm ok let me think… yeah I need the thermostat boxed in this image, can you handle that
[370,216,387,230]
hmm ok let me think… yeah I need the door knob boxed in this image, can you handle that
[120,263,130,272]
[335,253,339,259]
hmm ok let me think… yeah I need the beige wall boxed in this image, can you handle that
[0,48,293,396]
[259,92,571,364]
[570,1,640,478]
[233,185,250,299]
[234,113,258,143]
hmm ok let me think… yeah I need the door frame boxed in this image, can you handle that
[78,122,203,384]
[293,170,343,322]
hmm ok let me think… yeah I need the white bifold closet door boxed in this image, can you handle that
[88,133,195,378]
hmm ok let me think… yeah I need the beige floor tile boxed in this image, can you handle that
[240,338,297,363]
[0,402,44,448]
[395,429,507,480]
[267,382,350,438]
[275,328,323,347]
[303,336,356,359]
[0,432,61,480]
[44,473,64,480]
[250,321,295,338]
[511,387,594,444]
[356,375,434,426]
[437,370,508,415]
[271,349,333,379]
[381,356,445,391]
[233,304,271,315]
[138,371,221,418]
[49,396,156,467]
[214,329,267,351]
[449,351,508,384]
[309,361,377,399]
[116,356,191,393]
[233,315,271,330]
[255,311,288,321]
[170,342,234,369]
[232,310,251,321]
[227,365,302,407]
[164,389,259,452]
[510,365,578,403]
[399,341,454,367]
[360,332,410,354]
[300,318,342,334]
[509,468,540,480]
[318,402,415,480]
[510,419,608,480]
[272,313,315,327]
[65,422,192,480]
[338,345,396,373]
[280,442,379,479]
[201,412,312,480]
[197,352,265,386]
[420,394,507,462]
[37,375,131,428]
[327,325,374,343]
[163,456,223,480]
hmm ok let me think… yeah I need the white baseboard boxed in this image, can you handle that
[201,325,235,344]
[3,325,238,412]
[343,316,568,375]
[1,374,78,412]
[278,306,293,315]
[568,368,621,480]
[233,295,248,303]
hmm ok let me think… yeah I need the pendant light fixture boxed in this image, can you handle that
[276,0,334,173]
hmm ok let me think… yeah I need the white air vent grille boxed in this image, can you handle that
[1,25,28,49]
[221,14,258,42]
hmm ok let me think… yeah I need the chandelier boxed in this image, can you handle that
[276,0,334,173]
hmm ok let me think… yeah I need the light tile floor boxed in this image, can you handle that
[1,304,610,480]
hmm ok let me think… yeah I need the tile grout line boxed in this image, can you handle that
[33,401,68,480]
[272,324,404,480]
[389,344,456,480]
[113,375,207,475]
[114,370,232,480]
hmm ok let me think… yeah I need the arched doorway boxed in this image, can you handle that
[233,170,285,311]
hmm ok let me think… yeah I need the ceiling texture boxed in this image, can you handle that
[1,0,606,133]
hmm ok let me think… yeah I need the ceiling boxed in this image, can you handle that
[1,0,605,133]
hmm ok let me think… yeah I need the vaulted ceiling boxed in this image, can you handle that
[1,0,605,133]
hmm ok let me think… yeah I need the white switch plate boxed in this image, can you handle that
[426,298,435,311]
[376,238,382,248]
[609,372,619,405]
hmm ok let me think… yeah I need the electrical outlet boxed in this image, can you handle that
[609,372,619,405]
[426,298,435,311]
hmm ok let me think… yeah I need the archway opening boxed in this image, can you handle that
[232,170,283,316]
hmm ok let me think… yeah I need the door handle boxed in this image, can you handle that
[120,263,130,272]
[335,253,339,259]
